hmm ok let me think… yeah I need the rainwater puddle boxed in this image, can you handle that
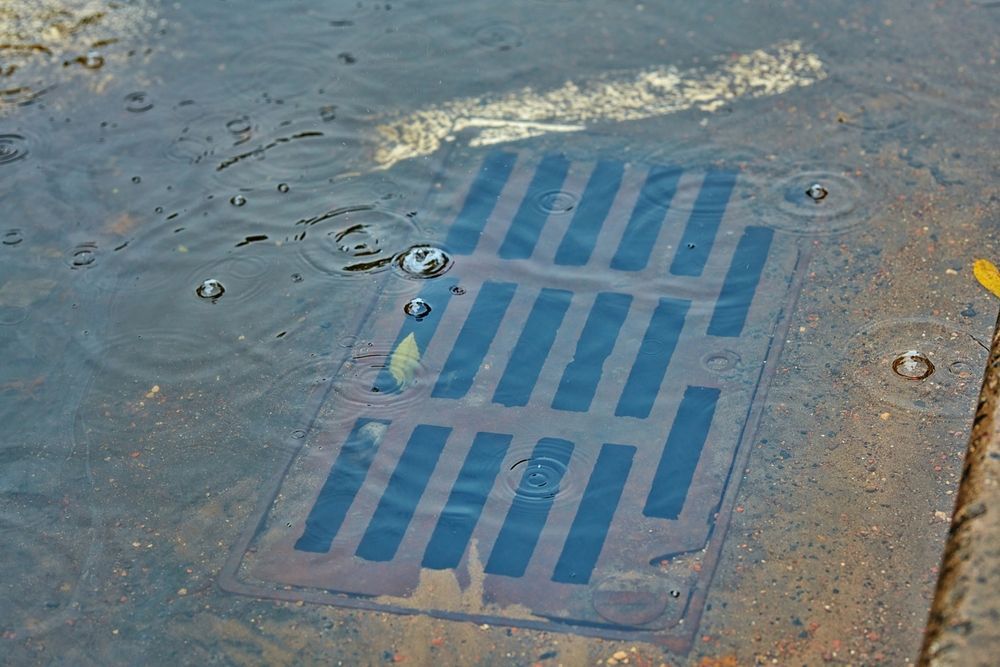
[1,1,997,664]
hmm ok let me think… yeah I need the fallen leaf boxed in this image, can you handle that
[973,259,1000,298]
[389,332,420,389]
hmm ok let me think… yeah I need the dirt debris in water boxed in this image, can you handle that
[0,0,159,107]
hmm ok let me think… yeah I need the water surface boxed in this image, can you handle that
[1,0,998,664]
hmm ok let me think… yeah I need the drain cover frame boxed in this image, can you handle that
[220,149,812,650]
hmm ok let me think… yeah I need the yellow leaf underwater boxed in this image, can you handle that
[388,332,421,388]
[973,259,1000,299]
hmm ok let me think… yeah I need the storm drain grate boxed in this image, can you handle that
[221,150,808,649]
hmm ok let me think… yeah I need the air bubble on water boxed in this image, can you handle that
[948,360,973,378]
[196,278,225,300]
[702,350,740,372]
[290,273,304,283]
[69,243,98,268]
[474,22,524,51]
[132,176,141,184]
[507,456,567,501]
[536,189,576,214]
[0,135,28,166]
[226,116,252,135]
[319,105,337,121]
[336,224,380,256]
[278,183,290,193]
[124,91,153,112]
[403,298,432,320]
[892,350,934,380]
[298,206,418,276]
[230,194,247,207]
[83,51,104,69]
[805,183,829,202]
[395,244,452,279]
[72,251,95,267]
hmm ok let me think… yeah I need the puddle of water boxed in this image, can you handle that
[1,0,998,664]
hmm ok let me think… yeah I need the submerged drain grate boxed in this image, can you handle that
[221,150,808,649]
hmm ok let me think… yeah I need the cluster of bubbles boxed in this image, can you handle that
[193,207,453,305]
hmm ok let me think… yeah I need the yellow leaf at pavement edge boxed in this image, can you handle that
[973,259,1000,299]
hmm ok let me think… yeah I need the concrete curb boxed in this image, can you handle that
[921,309,1000,665]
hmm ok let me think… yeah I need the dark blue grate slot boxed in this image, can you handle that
[432,282,518,399]
[499,154,571,260]
[422,432,513,570]
[643,386,720,520]
[610,166,682,271]
[446,151,518,255]
[552,443,635,584]
[555,160,625,266]
[552,292,632,412]
[295,418,391,553]
[615,297,691,419]
[669,170,737,277]
[493,288,574,407]
[485,437,575,578]
[707,226,773,337]
[356,424,452,562]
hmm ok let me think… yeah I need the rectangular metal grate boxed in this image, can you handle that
[221,150,807,649]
